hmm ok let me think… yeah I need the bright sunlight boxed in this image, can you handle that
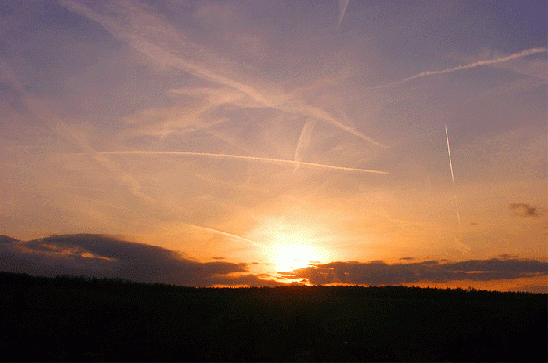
[250,217,332,273]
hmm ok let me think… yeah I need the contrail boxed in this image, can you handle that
[186,224,260,247]
[445,124,461,229]
[293,119,316,173]
[337,0,350,27]
[376,47,547,88]
[445,124,455,184]
[71,150,389,175]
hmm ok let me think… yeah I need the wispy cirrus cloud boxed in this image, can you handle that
[59,0,386,149]
[0,60,155,205]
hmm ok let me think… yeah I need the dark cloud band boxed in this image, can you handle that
[287,259,548,286]
[0,234,273,286]
[1,234,545,287]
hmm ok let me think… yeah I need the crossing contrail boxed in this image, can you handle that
[375,47,547,88]
[71,151,389,175]
[445,124,461,229]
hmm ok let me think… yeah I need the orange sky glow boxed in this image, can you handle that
[0,0,546,291]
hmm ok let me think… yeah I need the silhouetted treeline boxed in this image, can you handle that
[1,272,546,361]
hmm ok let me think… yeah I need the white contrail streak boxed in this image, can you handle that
[293,119,316,173]
[186,224,260,247]
[71,151,389,175]
[337,0,350,27]
[445,124,455,184]
[376,47,547,88]
[445,124,461,229]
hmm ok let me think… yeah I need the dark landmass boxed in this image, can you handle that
[1,272,546,361]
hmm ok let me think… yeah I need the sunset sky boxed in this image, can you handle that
[1,0,546,291]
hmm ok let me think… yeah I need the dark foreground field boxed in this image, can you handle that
[1,272,546,361]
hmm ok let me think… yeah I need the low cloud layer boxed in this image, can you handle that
[1,234,546,287]
[288,258,548,286]
[0,234,281,286]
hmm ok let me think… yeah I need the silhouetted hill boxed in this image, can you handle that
[0,272,546,361]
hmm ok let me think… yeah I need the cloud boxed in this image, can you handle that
[0,235,19,244]
[507,284,548,294]
[58,0,386,148]
[207,273,286,287]
[1,234,546,287]
[119,88,250,145]
[0,60,155,206]
[287,258,548,285]
[0,234,280,286]
[509,203,541,217]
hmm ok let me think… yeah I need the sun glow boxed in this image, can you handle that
[270,242,322,273]
[250,216,332,274]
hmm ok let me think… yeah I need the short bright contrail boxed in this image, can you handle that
[376,47,547,88]
[293,119,316,173]
[186,224,260,247]
[337,0,350,27]
[445,125,455,184]
[445,124,461,229]
[72,151,389,175]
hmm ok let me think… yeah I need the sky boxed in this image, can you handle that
[0,0,546,291]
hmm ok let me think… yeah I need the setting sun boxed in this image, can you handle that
[270,240,323,273]
[248,216,333,274]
